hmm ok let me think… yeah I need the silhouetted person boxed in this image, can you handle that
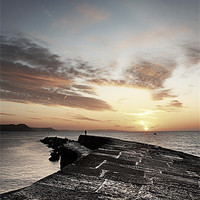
[84,130,87,135]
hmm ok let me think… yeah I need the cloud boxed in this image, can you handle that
[124,58,176,90]
[1,61,72,89]
[128,110,158,117]
[63,95,112,110]
[74,115,103,122]
[151,89,177,101]
[157,100,184,112]
[53,2,109,32]
[0,34,112,111]
[26,110,36,113]
[72,85,93,90]
[119,26,190,50]
[71,84,96,95]
[50,117,72,122]
[30,117,41,120]
[44,9,53,17]
[169,100,183,108]
[86,36,111,47]
[1,35,63,72]
[89,57,177,99]
[63,58,110,79]
[2,33,197,110]
[181,43,200,65]
[125,110,158,120]
[87,40,199,101]
[116,98,126,104]
[0,74,111,111]
[87,57,179,102]
[0,112,16,116]
[50,114,105,123]
[76,2,109,23]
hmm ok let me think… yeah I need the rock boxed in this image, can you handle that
[40,137,68,162]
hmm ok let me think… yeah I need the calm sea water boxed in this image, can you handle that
[0,131,199,194]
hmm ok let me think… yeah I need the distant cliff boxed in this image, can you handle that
[0,124,32,131]
[0,124,55,132]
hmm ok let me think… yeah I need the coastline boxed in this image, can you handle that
[1,135,200,199]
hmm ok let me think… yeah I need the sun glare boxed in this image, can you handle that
[140,121,149,131]
[140,120,145,125]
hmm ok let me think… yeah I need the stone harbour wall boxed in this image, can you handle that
[1,135,200,200]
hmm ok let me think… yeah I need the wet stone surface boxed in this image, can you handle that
[1,135,200,200]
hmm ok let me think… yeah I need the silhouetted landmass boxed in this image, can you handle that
[0,124,32,131]
[0,124,55,132]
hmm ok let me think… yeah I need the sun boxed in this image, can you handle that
[140,120,149,131]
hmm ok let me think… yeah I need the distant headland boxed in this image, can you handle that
[0,124,55,132]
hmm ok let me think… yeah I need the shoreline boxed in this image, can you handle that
[1,135,200,199]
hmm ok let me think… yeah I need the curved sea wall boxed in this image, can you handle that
[1,135,200,199]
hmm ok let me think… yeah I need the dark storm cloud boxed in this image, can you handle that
[0,34,112,111]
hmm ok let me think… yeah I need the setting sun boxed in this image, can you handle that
[144,127,149,131]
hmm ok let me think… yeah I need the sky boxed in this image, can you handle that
[0,0,200,131]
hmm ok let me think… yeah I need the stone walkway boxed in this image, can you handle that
[1,135,200,199]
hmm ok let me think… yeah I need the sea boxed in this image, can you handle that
[0,131,199,194]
